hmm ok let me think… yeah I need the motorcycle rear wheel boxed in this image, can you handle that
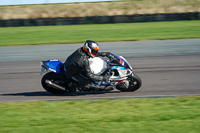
[116,73,142,92]
[41,72,68,94]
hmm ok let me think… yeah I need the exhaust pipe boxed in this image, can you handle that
[45,80,66,91]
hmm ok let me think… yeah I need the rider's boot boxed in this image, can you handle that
[68,82,80,95]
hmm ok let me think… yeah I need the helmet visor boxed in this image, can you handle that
[91,49,98,56]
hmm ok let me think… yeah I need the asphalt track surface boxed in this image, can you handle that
[0,39,200,102]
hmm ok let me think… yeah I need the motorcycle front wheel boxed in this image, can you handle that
[116,73,142,92]
[41,72,68,94]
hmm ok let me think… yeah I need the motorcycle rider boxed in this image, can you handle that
[64,40,113,94]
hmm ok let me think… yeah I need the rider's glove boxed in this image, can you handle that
[108,53,114,59]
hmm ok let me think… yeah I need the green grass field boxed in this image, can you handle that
[0,97,200,133]
[0,20,200,46]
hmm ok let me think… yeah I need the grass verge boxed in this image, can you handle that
[0,96,200,133]
[0,20,200,46]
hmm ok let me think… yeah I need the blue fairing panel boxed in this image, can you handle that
[111,66,127,70]
[43,60,63,73]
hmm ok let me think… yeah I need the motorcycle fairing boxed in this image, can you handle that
[92,81,110,86]
[111,66,127,71]
[41,59,63,74]
[111,54,133,70]
[111,66,131,78]
[91,66,129,87]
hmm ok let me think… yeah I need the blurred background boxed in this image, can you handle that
[0,0,199,20]
[0,0,114,6]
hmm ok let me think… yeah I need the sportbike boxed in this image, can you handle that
[40,54,142,94]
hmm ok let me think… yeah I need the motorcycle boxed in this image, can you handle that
[40,54,142,94]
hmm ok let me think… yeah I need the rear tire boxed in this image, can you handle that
[41,72,68,94]
[116,73,142,92]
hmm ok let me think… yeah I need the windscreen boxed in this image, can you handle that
[111,54,131,69]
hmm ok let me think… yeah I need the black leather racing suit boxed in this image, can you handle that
[64,47,112,88]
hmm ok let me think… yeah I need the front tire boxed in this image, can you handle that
[116,73,142,92]
[41,72,68,94]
